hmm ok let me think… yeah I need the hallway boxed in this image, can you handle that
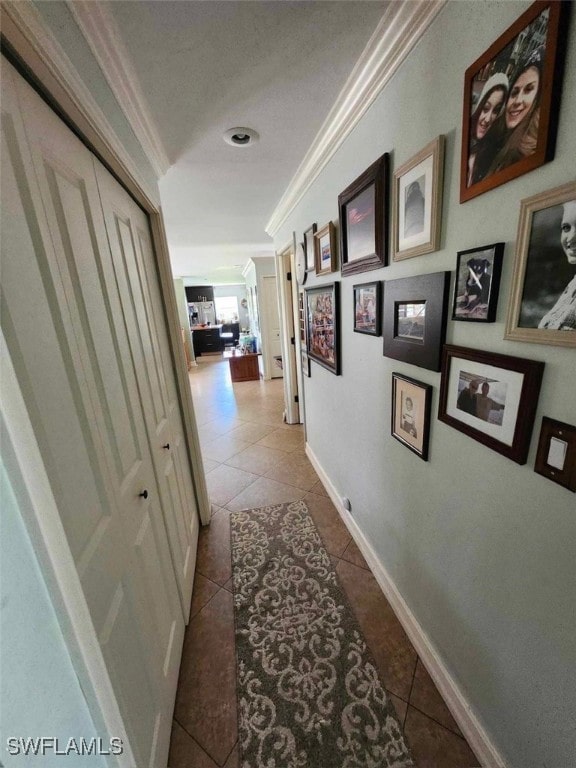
[168,356,480,768]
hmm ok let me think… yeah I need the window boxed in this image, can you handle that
[215,296,239,323]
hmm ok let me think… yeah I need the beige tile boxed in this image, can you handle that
[223,744,239,768]
[227,421,277,443]
[341,538,369,570]
[303,492,351,557]
[403,706,480,767]
[409,659,462,736]
[222,577,234,593]
[168,721,220,768]
[202,457,220,474]
[202,434,251,463]
[264,452,319,490]
[195,508,233,586]
[190,573,220,619]
[205,465,258,508]
[336,558,417,701]
[175,589,237,766]
[387,693,409,727]
[225,444,288,475]
[309,479,329,497]
[256,427,304,452]
[225,477,306,512]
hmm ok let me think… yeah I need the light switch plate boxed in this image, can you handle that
[534,417,576,492]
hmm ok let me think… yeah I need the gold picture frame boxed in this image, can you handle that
[392,135,445,261]
[504,180,576,348]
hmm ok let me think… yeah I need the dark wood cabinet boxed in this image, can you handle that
[192,326,223,356]
[185,285,214,303]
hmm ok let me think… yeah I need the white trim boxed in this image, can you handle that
[0,331,135,768]
[1,0,157,205]
[265,0,447,237]
[67,0,171,177]
[305,442,508,768]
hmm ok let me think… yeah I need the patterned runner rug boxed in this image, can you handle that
[230,500,414,768]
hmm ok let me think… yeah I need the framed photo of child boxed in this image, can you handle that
[391,373,432,460]
[460,1,569,203]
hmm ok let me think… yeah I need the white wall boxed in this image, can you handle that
[273,3,576,766]
[0,457,105,768]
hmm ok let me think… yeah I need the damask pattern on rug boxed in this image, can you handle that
[231,500,414,768]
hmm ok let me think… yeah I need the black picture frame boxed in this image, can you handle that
[452,242,504,322]
[438,344,545,464]
[383,271,450,371]
[305,282,340,375]
[460,1,570,203]
[304,222,317,273]
[353,281,382,336]
[339,153,389,276]
[391,373,432,461]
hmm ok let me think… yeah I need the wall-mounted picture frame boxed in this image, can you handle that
[314,221,338,276]
[504,180,576,347]
[304,222,317,273]
[391,373,432,461]
[353,281,382,336]
[339,153,389,276]
[392,135,445,261]
[305,282,340,375]
[438,345,544,464]
[534,417,576,492]
[460,1,569,203]
[452,242,504,322]
[383,271,450,371]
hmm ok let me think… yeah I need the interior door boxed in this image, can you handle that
[95,162,198,620]
[1,60,183,767]
[261,275,283,379]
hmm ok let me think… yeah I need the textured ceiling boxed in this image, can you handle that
[105,0,389,283]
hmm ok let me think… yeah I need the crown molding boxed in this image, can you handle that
[265,0,447,238]
[67,0,170,177]
[1,0,158,207]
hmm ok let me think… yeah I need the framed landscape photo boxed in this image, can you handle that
[460,1,569,203]
[452,242,504,322]
[304,222,317,273]
[339,153,389,276]
[438,345,545,464]
[391,373,432,460]
[305,282,340,375]
[392,136,445,261]
[383,271,450,371]
[354,281,382,336]
[314,221,338,276]
[505,181,576,347]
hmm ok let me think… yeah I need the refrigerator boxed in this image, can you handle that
[188,301,216,326]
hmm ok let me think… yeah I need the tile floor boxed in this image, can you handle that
[168,355,480,768]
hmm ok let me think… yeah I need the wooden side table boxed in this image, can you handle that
[228,352,261,382]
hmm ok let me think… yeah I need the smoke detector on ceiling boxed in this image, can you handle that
[223,127,259,147]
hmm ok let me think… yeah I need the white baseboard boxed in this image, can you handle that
[305,443,507,768]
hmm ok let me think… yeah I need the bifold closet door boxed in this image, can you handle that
[95,162,199,620]
[1,59,184,767]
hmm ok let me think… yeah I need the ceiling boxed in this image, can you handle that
[102,1,390,284]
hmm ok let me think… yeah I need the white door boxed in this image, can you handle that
[275,247,300,424]
[1,60,184,767]
[95,162,198,620]
[261,275,283,379]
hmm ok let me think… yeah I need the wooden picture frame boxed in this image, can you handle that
[339,153,389,276]
[438,345,544,464]
[452,242,504,323]
[460,1,569,203]
[314,221,338,276]
[305,282,340,375]
[534,417,576,492]
[392,136,445,261]
[304,222,317,273]
[391,373,432,461]
[383,271,450,372]
[504,181,576,347]
[353,281,382,336]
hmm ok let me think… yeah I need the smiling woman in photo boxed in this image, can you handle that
[538,200,576,330]
[467,72,509,185]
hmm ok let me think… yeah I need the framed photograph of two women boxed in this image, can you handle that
[460,1,570,203]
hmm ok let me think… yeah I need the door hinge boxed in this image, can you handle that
[294,395,299,403]
[287,272,292,281]
[290,336,295,345]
